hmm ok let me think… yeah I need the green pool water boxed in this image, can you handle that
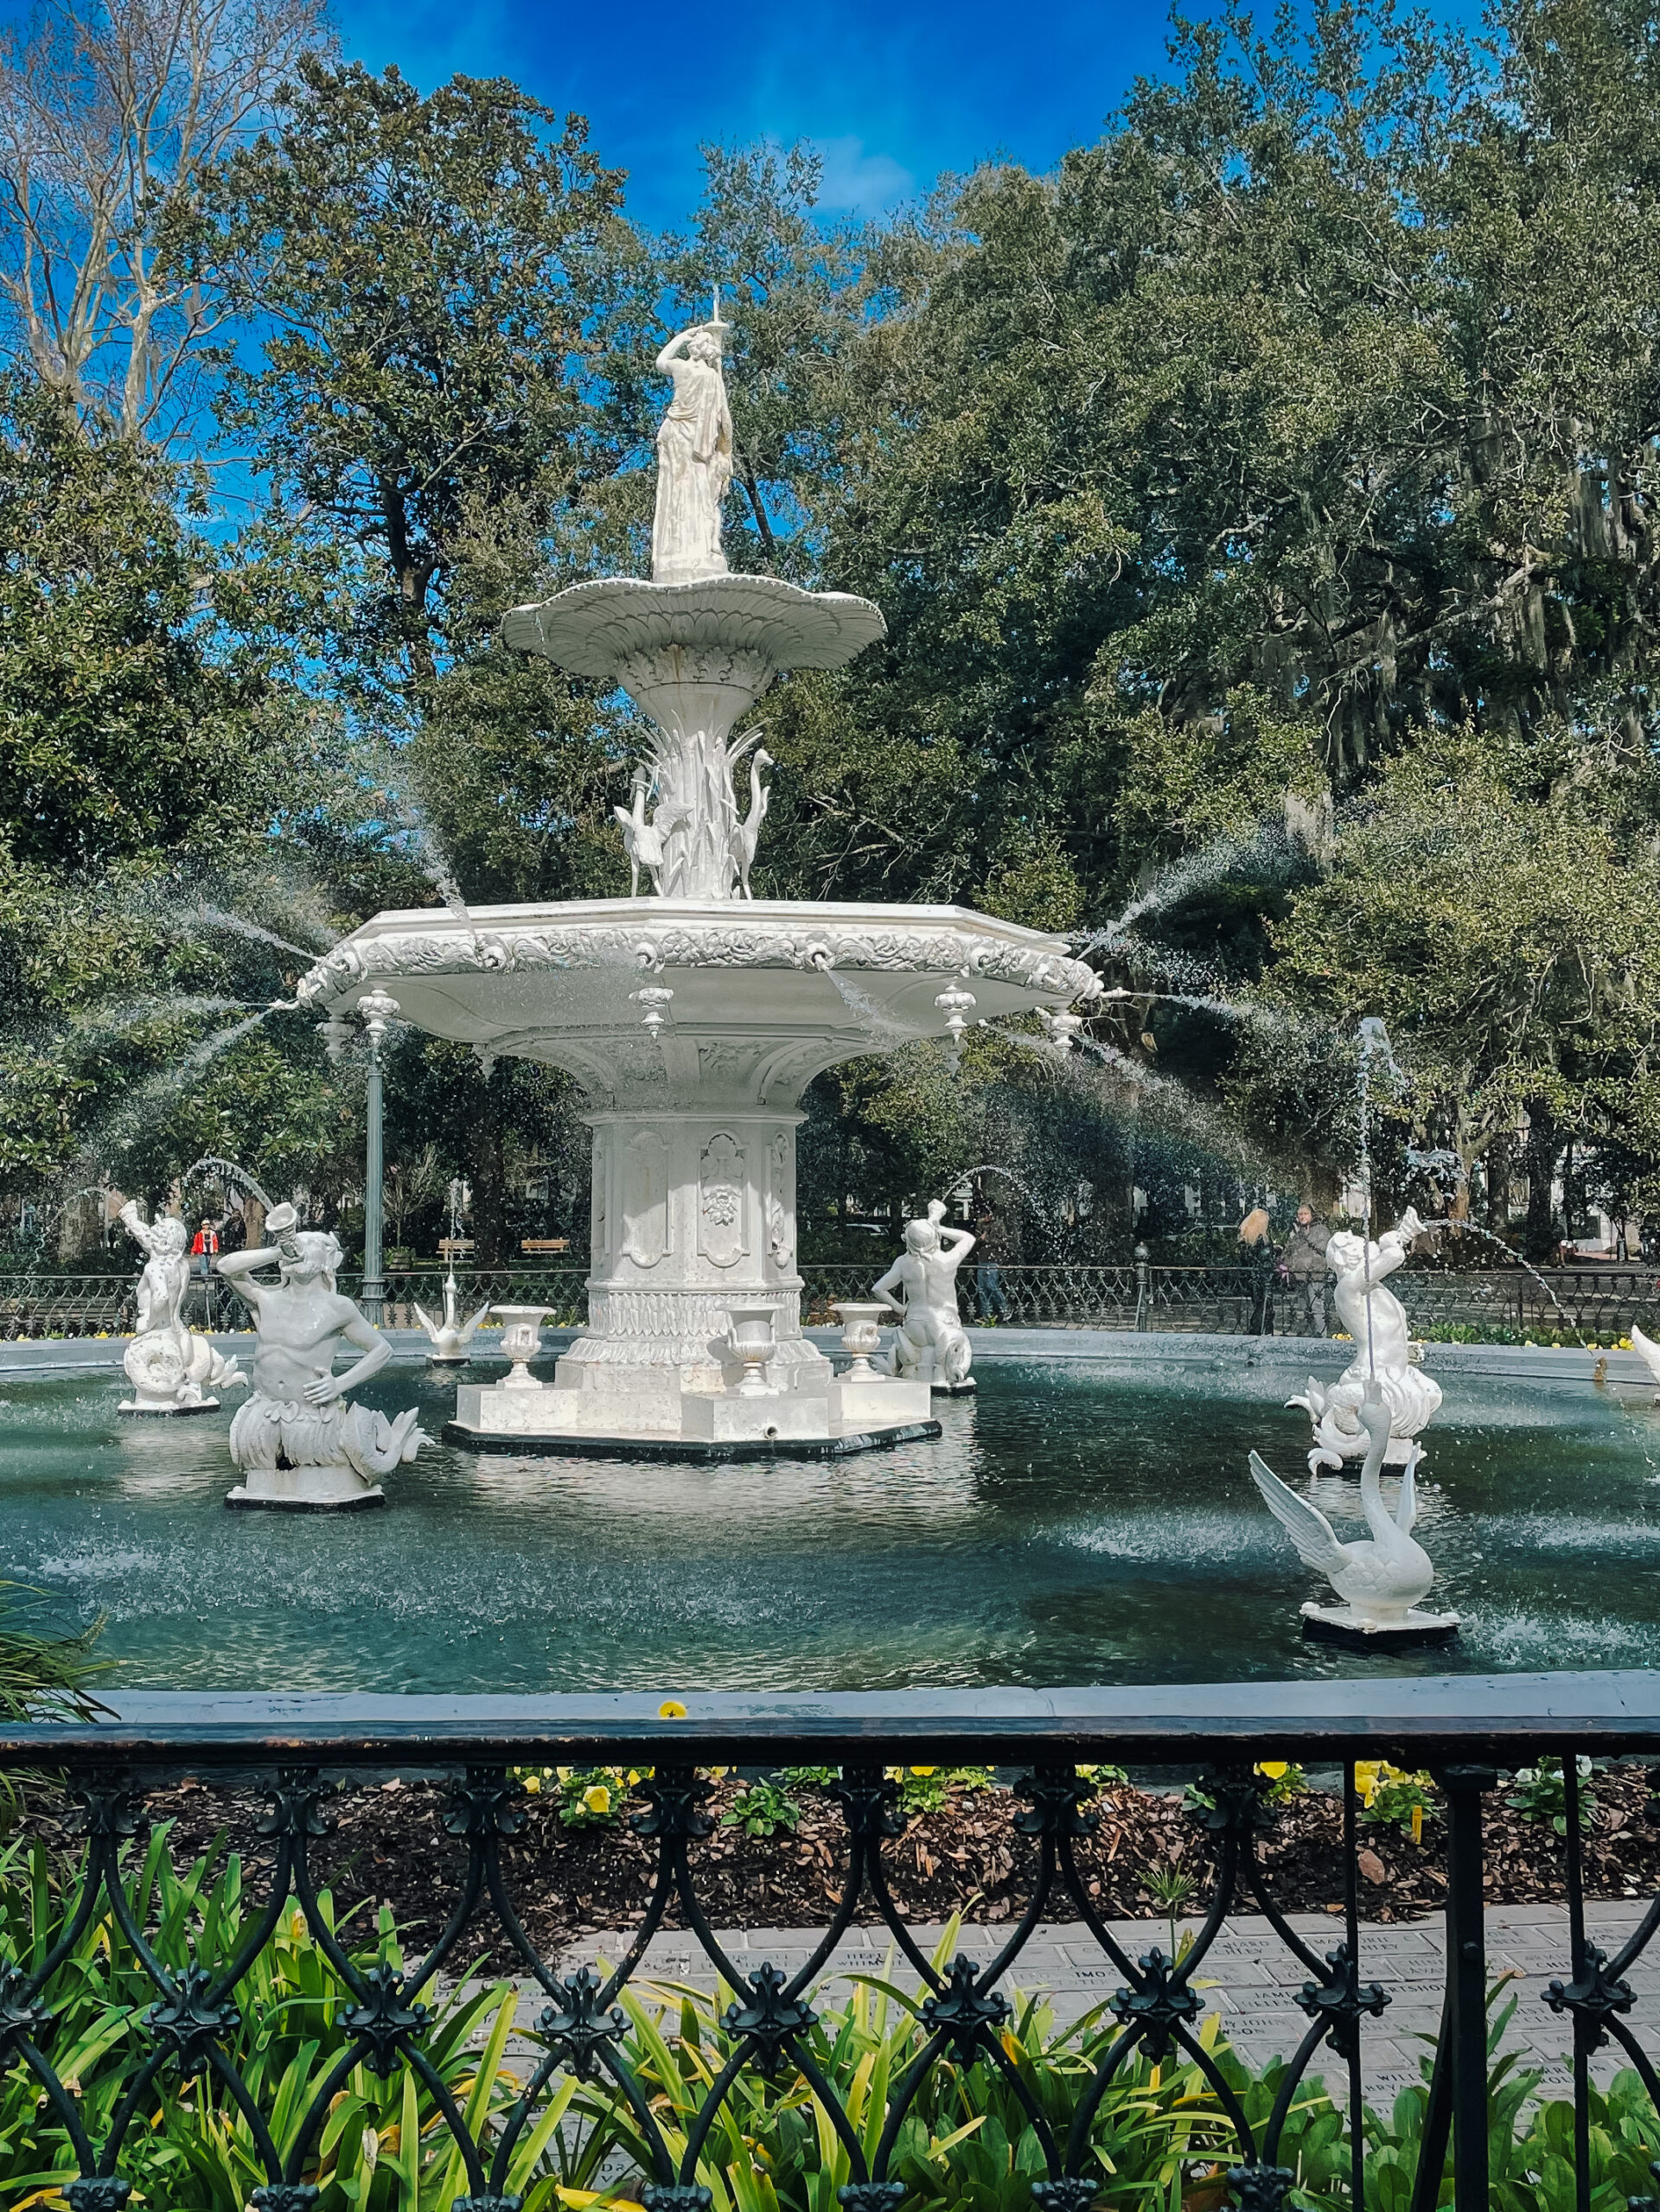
[2,1358,1657,1694]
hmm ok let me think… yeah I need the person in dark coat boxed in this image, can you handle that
[1282,1204,1333,1336]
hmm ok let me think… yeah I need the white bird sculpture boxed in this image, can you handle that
[730,748,773,898]
[1249,1386,1454,1635]
[412,1269,491,1366]
[614,776,668,897]
[1630,1322,1660,1400]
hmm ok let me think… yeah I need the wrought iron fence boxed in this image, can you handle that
[0,1692,1656,2210]
[5,1263,1660,1341]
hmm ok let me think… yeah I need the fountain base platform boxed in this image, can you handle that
[1300,1602,1460,1649]
[445,1370,938,1463]
[118,1398,222,1417]
[227,1485,386,1513]
[931,1378,978,1397]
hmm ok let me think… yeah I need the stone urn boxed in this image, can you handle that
[493,1305,552,1390]
[727,1307,777,1397]
[832,1301,891,1384]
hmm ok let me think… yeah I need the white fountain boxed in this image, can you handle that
[295,303,1099,1459]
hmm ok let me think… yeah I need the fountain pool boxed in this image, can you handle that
[3,1360,1657,1694]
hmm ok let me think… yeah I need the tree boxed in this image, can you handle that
[0,0,326,444]
[1231,725,1660,1246]
[0,376,278,870]
[208,58,627,701]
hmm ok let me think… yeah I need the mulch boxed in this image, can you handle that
[22,1765,1660,1973]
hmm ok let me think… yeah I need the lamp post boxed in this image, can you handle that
[356,991,399,1323]
[318,996,399,1324]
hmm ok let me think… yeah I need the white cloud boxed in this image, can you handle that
[810,135,915,213]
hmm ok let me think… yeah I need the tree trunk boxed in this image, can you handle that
[1523,1101,1560,1263]
[473,1062,506,1265]
[1484,1130,1513,1234]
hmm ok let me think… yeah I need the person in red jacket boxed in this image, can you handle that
[191,1216,221,1325]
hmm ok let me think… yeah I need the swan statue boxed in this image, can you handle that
[1249,1386,1459,1642]
[1630,1322,1660,1400]
[412,1268,491,1366]
[730,748,774,898]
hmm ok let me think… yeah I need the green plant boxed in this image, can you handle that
[0,1584,107,1724]
[779,1763,838,1789]
[570,1916,1350,2212]
[1076,1762,1128,1791]
[723,1775,802,1838]
[885,1764,997,1817]
[1252,1760,1308,1803]
[1506,1755,1596,1834]
[511,1763,647,1829]
[1142,1862,1199,1963]
[1356,1762,1439,1840]
[0,1828,573,2209]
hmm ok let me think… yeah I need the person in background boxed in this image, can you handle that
[974,1208,1009,1322]
[1237,1205,1278,1335]
[1282,1202,1333,1336]
[190,1213,222,1329]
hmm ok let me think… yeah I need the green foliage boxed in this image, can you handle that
[0,1830,571,2209]
[0,379,277,874]
[208,57,627,698]
[0,1586,105,1728]
[10,1856,1660,2212]
[515,1763,647,1830]
[1356,1763,1439,1840]
[723,1777,804,1839]
[1505,1756,1597,1836]
[886,1766,997,1818]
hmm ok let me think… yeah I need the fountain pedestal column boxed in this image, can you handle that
[449,1095,933,1453]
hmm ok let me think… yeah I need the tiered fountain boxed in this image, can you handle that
[296,306,1100,1459]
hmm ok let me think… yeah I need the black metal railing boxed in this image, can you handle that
[4,1263,1657,1341]
[3,1689,1658,2210]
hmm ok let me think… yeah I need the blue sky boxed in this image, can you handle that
[329,0,1184,226]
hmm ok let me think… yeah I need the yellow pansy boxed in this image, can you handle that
[583,1784,612,1815]
[1255,1762,1289,1781]
[523,1775,541,1794]
[659,1699,688,1719]
[909,1765,937,1776]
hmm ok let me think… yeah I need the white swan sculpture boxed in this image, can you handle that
[1249,1386,1459,1643]
[412,1269,491,1366]
[1629,1323,1660,1399]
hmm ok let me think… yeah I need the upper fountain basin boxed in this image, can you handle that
[294,897,1099,1112]
[499,572,887,678]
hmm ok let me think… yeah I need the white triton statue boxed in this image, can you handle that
[117,1199,245,1415]
[412,1267,491,1366]
[872,1200,977,1393]
[1250,1386,1458,1643]
[652,302,733,586]
[1287,1206,1445,1471]
[216,1204,431,1510]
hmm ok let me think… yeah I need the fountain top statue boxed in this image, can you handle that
[499,291,884,905]
[652,303,733,586]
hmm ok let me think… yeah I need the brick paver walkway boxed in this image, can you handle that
[551,1903,1659,2105]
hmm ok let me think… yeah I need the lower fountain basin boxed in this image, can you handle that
[6,1355,1653,1692]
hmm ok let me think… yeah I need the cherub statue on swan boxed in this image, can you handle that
[1250,1384,1458,1641]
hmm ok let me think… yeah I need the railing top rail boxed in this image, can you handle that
[6,1670,1658,1768]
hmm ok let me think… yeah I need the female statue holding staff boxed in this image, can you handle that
[652,314,733,584]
